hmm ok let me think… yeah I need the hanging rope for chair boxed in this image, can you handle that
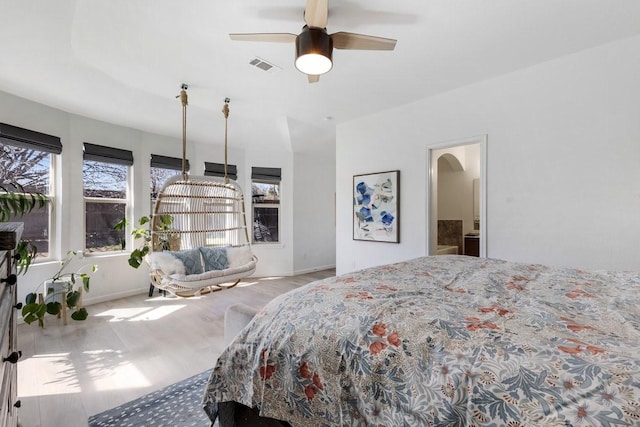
[222,97,230,183]
[148,85,257,297]
[178,84,189,180]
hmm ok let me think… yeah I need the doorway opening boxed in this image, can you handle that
[426,135,487,257]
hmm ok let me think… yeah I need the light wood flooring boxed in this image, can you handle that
[16,268,335,427]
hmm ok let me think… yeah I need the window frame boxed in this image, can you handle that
[150,154,189,214]
[82,143,133,255]
[251,167,281,245]
[0,123,61,261]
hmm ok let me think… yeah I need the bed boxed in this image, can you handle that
[202,255,640,426]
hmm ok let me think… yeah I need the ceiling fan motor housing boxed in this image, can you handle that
[295,26,333,75]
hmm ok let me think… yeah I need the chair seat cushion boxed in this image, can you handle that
[167,258,256,283]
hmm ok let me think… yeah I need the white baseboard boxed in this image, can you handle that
[292,264,336,276]
[83,287,150,306]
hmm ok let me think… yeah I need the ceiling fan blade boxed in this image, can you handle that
[331,32,397,50]
[307,74,320,83]
[304,0,328,29]
[229,33,297,43]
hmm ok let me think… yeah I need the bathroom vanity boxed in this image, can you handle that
[464,233,480,257]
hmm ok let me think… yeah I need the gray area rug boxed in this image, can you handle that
[88,369,214,427]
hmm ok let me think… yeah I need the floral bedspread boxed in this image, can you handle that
[203,256,640,426]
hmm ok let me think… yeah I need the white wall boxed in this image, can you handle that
[337,35,640,274]
[293,152,336,274]
[0,90,336,313]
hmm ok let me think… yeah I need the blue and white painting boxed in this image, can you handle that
[353,170,399,242]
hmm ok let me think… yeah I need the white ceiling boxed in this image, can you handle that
[1,1,640,155]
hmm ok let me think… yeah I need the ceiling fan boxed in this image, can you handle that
[229,0,397,83]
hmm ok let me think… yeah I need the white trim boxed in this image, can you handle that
[479,138,487,258]
[251,179,281,244]
[82,161,132,254]
[426,135,487,258]
[293,264,336,276]
[81,287,149,306]
[42,151,58,262]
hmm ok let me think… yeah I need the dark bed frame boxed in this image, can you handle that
[217,402,291,427]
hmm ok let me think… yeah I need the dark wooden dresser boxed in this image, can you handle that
[0,223,23,427]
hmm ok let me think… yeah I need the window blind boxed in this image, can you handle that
[83,142,134,166]
[0,122,62,154]
[251,167,281,182]
[151,154,189,171]
[204,162,237,180]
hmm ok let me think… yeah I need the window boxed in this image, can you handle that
[83,143,133,253]
[150,154,189,213]
[251,167,280,243]
[0,123,61,259]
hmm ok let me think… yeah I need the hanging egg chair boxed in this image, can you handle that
[148,85,257,297]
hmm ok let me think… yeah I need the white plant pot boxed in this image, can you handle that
[44,279,70,305]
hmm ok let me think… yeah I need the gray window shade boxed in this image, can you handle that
[151,154,189,171]
[83,142,133,166]
[204,162,237,180]
[0,122,62,154]
[251,167,281,182]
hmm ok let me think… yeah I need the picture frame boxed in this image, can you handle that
[353,170,400,243]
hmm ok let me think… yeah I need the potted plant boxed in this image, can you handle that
[0,182,49,274]
[21,250,98,327]
[114,214,175,269]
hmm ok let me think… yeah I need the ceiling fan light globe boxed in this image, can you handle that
[295,53,332,75]
[295,26,333,76]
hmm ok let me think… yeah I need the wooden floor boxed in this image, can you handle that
[16,268,335,427]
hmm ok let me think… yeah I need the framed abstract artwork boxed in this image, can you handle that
[353,170,399,243]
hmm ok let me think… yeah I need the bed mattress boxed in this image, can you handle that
[203,255,640,426]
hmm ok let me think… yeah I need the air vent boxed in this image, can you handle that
[249,57,281,73]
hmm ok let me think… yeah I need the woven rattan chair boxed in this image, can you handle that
[148,175,257,297]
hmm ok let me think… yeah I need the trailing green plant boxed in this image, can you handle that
[22,250,98,327]
[0,182,49,222]
[0,182,50,274]
[15,240,38,275]
[114,214,174,269]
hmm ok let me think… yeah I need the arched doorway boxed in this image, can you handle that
[426,135,487,257]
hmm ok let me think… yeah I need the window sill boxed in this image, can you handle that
[251,242,284,249]
[83,250,131,260]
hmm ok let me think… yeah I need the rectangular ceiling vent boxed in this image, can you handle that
[249,57,281,73]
